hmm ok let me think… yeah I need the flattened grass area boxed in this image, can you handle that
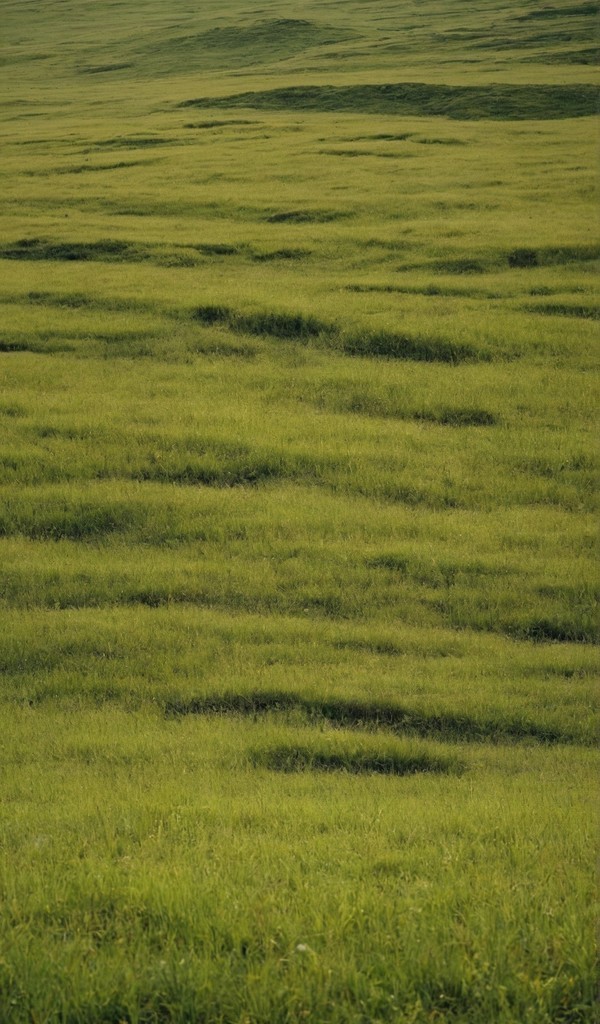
[0,0,598,1020]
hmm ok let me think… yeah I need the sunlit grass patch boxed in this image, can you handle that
[0,702,596,1023]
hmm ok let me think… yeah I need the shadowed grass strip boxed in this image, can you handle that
[340,330,487,363]
[85,136,178,150]
[26,160,154,176]
[179,82,600,120]
[507,244,600,267]
[193,304,325,340]
[0,238,205,267]
[138,457,284,487]
[14,290,159,313]
[414,407,499,426]
[0,240,306,269]
[192,305,490,363]
[251,742,462,776]
[309,390,500,425]
[165,692,580,745]
[0,239,141,262]
[524,303,599,320]
[515,3,598,21]
[405,244,600,275]
[265,209,348,223]
[184,119,260,129]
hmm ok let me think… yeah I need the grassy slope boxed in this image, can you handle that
[0,1,598,1021]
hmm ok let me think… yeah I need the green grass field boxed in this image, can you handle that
[0,1,598,1020]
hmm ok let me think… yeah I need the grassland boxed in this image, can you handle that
[0,0,598,1021]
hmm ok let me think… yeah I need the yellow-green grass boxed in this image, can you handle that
[0,706,597,1023]
[1,0,598,1020]
[1,602,597,747]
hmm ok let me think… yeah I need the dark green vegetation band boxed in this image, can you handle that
[251,744,463,776]
[181,82,600,120]
[166,692,583,745]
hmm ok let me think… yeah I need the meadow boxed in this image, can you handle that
[0,0,598,1021]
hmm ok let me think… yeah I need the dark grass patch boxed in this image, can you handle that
[368,554,506,583]
[0,403,27,418]
[0,238,246,267]
[422,245,600,275]
[448,607,598,645]
[0,330,176,361]
[179,82,600,120]
[138,456,284,487]
[316,389,497,423]
[367,554,410,573]
[508,244,600,268]
[339,330,487,363]
[523,454,596,476]
[9,290,160,316]
[345,283,501,300]
[0,339,35,353]
[413,137,467,146]
[193,304,327,340]
[85,136,175,150]
[0,505,137,542]
[15,136,76,147]
[415,407,499,427]
[16,290,87,307]
[154,18,357,62]
[0,337,76,354]
[9,328,157,347]
[507,619,598,644]
[166,692,578,745]
[401,244,599,276]
[26,160,153,176]
[428,257,489,275]
[89,331,163,346]
[184,119,261,129]
[472,30,593,51]
[265,209,348,223]
[515,3,598,21]
[192,303,490,363]
[0,238,140,262]
[318,148,409,159]
[349,133,414,141]
[368,560,597,644]
[530,46,599,65]
[251,248,310,262]
[1,240,303,270]
[508,248,539,268]
[78,63,133,74]
[190,243,240,256]
[524,303,599,319]
[251,744,461,776]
